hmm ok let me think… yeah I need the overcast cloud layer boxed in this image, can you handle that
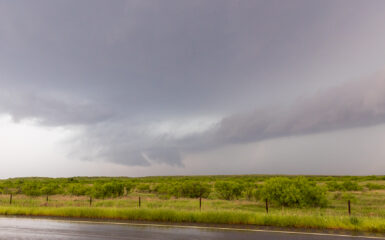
[1,0,385,175]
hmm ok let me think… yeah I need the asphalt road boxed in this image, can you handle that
[0,217,383,240]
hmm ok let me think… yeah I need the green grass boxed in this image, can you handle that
[1,206,385,233]
[3,191,385,217]
[1,175,385,233]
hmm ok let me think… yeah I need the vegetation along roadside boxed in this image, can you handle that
[1,175,385,233]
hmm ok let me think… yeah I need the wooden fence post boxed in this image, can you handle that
[265,198,268,214]
[139,196,141,208]
[199,196,202,211]
[348,200,351,216]
[9,194,12,205]
[89,196,92,206]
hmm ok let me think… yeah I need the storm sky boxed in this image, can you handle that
[1,0,385,177]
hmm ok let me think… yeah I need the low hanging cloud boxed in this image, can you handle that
[68,71,385,166]
[68,117,219,166]
[209,71,385,145]
[1,71,385,166]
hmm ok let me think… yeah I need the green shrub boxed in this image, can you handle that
[152,182,211,199]
[215,181,244,200]
[92,181,125,198]
[153,183,171,195]
[365,183,385,190]
[179,181,211,198]
[136,183,151,192]
[41,183,62,196]
[243,183,258,200]
[124,182,135,194]
[261,177,328,207]
[22,182,42,196]
[326,181,341,191]
[342,181,362,191]
[69,184,92,196]
[326,180,362,191]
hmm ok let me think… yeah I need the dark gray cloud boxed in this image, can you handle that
[0,89,112,125]
[67,71,385,166]
[3,0,384,117]
[209,72,385,145]
[1,0,385,168]
[68,119,185,166]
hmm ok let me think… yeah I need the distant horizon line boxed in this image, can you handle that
[2,173,384,180]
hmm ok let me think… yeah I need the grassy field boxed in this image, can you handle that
[1,206,385,233]
[0,175,385,233]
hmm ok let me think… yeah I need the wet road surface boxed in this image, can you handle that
[0,217,383,240]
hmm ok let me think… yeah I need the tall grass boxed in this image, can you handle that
[1,206,385,233]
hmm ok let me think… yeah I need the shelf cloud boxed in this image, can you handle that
[67,71,385,166]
